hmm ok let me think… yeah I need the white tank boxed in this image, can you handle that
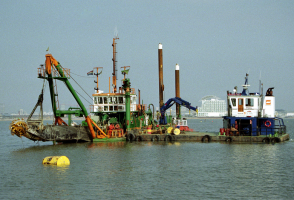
[263,96,275,117]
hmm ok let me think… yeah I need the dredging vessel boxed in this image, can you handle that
[10,37,155,142]
[9,39,289,143]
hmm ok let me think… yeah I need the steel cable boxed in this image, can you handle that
[59,65,93,101]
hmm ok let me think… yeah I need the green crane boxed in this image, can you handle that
[42,54,105,139]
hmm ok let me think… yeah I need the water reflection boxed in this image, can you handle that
[87,141,126,149]
[43,164,70,172]
[2,119,294,199]
[87,141,183,149]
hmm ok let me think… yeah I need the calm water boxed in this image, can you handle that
[1,119,294,199]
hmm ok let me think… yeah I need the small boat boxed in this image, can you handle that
[220,73,288,143]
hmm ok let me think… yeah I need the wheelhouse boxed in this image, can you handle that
[90,88,138,113]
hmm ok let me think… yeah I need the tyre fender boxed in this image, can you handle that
[202,135,211,142]
[136,135,143,142]
[262,137,270,143]
[128,133,136,142]
[225,137,232,142]
[164,135,175,142]
[271,137,281,143]
[151,135,160,142]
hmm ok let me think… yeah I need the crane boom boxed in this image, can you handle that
[44,54,103,139]
[160,97,197,124]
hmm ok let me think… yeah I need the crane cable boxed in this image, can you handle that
[69,75,93,101]
[70,71,93,78]
[59,65,93,101]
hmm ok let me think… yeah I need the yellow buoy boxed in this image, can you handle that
[174,128,180,135]
[42,156,70,166]
[167,127,173,134]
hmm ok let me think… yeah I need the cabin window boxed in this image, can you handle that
[231,98,236,106]
[118,97,124,104]
[103,97,108,104]
[113,97,117,104]
[118,106,124,111]
[114,106,118,111]
[94,97,97,104]
[98,97,103,104]
[109,106,113,111]
[104,106,108,111]
[109,97,113,104]
[246,98,254,106]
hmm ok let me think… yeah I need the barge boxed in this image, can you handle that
[9,38,289,144]
[126,73,289,143]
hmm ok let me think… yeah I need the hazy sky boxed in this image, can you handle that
[1,0,293,114]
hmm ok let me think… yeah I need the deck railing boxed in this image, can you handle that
[227,123,286,137]
[37,67,70,78]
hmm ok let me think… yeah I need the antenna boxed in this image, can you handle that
[114,26,118,38]
[259,70,262,95]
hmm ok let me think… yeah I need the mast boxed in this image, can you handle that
[112,37,119,93]
[94,67,103,93]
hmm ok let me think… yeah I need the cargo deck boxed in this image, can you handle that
[126,132,290,143]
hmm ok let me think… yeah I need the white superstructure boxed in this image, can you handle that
[227,74,275,118]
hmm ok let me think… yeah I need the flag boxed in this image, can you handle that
[87,70,93,76]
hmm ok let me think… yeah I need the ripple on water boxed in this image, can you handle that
[1,119,294,199]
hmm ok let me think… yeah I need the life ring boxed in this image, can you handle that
[264,120,271,127]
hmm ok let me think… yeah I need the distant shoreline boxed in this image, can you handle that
[2,116,293,122]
